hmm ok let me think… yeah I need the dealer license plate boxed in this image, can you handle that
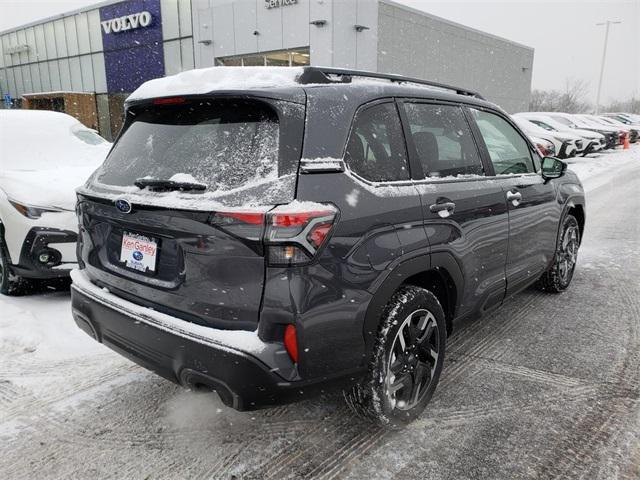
[120,232,158,273]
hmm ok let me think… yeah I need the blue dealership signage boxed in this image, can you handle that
[100,0,164,94]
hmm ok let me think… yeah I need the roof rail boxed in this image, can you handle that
[297,66,485,100]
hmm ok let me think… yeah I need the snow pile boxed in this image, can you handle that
[128,66,305,101]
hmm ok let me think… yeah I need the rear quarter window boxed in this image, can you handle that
[343,102,411,182]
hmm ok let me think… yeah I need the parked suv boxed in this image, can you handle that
[71,67,585,427]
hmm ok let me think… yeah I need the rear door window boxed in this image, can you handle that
[344,103,410,182]
[402,102,484,178]
[470,109,536,175]
[94,99,287,194]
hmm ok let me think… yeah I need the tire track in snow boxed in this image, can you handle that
[0,363,139,424]
[0,380,21,407]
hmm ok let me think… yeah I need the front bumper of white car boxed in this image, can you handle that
[559,141,577,158]
[2,209,79,279]
[582,139,604,154]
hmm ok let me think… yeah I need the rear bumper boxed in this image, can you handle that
[70,269,359,410]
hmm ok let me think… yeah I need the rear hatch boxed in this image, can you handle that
[77,95,305,330]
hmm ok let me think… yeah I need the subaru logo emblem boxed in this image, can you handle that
[132,251,144,261]
[115,199,132,214]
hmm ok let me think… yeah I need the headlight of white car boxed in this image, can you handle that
[8,200,65,219]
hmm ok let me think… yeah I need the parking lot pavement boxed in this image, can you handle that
[0,148,639,479]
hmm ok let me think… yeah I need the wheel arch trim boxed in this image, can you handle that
[362,252,463,359]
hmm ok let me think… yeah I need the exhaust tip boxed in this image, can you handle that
[179,369,238,409]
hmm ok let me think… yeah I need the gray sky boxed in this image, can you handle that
[1,0,638,104]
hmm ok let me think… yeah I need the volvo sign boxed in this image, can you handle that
[101,11,152,34]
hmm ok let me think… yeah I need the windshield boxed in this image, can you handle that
[72,127,109,146]
[513,118,548,136]
[570,117,593,129]
[576,116,602,127]
[529,120,556,132]
[551,116,576,128]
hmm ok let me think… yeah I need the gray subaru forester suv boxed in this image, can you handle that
[71,67,585,427]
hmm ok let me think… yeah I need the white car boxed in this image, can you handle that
[563,114,620,149]
[594,116,638,143]
[511,116,581,159]
[534,112,616,150]
[514,113,605,156]
[0,110,111,294]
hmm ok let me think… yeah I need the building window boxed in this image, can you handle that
[215,47,310,67]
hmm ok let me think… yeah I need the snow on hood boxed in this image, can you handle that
[127,66,305,101]
[0,167,100,211]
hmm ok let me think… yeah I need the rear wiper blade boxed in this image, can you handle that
[134,178,207,192]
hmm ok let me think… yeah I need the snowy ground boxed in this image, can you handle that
[1,145,639,479]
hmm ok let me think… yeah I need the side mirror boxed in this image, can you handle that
[541,157,567,180]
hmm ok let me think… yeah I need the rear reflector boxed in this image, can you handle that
[284,324,299,363]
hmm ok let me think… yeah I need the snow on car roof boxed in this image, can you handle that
[127,66,305,102]
[0,108,81,126]
[0,109,110,174]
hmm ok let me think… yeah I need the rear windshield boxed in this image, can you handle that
[93,99,291,199]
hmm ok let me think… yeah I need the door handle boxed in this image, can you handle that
[429,202,456,217]
[506,190,522,206]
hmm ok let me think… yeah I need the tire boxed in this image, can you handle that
[536,214,580,293]
[0,234,25,296]
[344,285,447,428]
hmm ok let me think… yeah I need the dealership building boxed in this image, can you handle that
[0,0,534,140]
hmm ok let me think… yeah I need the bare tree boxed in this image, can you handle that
[557,79,591,113]
[603,97,640,114]
[529,79,592,113]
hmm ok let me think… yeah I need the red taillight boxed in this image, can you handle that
[209,204,337,265]
[307,222,333,249]
[153,96,186,105]
[536,143,548,156]
[272,211,334,227]
[209,211,266,240]
[220,212,265,225]
[266,205,336,266]
[284,324,299,363]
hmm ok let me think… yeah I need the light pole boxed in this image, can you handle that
[595,20,622,114]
